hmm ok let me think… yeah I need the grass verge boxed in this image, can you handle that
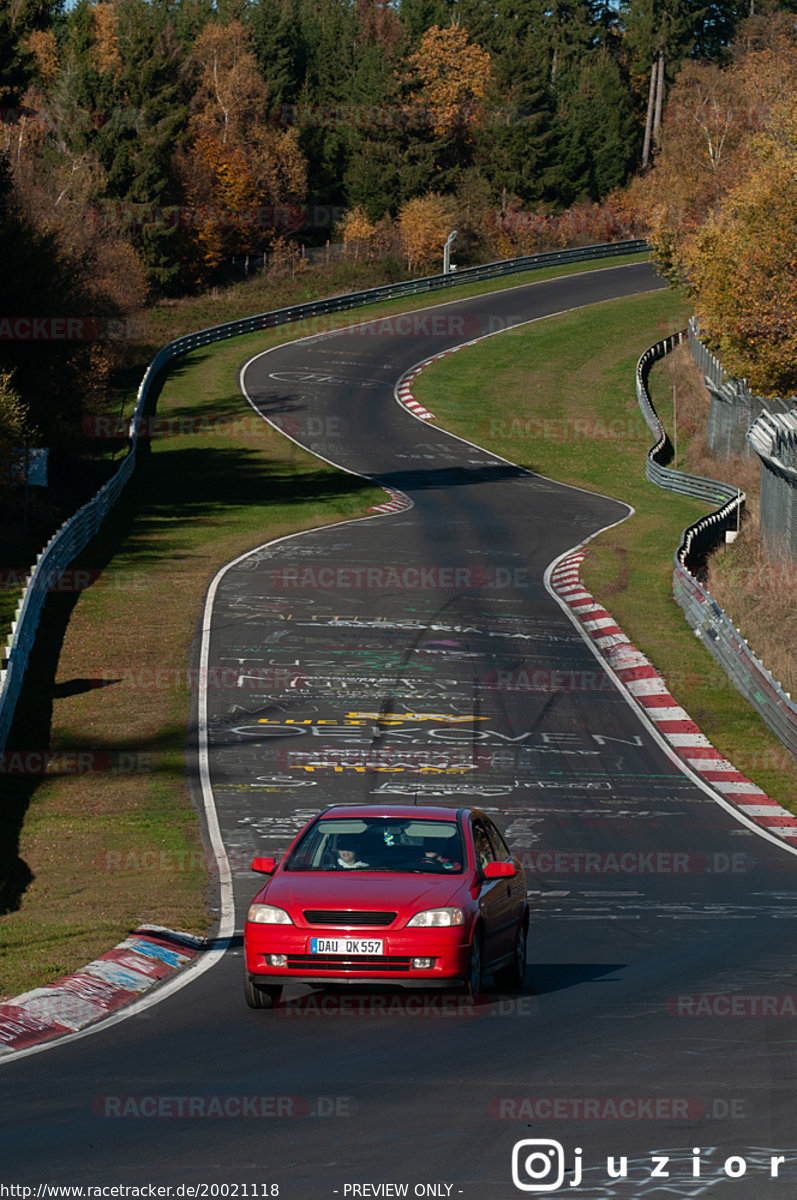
[0,330,385,999]
[412,289,797,809]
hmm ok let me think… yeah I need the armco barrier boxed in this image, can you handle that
[635,333,797,759]
[0,238,647,751]
[636,333,742,516]
[688,318,794,460]
[748,410,797,561]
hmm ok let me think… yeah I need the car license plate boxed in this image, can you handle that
[310,937,383,955]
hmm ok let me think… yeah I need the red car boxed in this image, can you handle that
[243,804,528,1009]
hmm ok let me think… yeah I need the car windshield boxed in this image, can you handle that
[284,817,465,874]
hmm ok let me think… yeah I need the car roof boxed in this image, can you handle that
[319,804,468,822]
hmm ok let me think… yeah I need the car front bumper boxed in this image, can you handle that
[244,923,472,988]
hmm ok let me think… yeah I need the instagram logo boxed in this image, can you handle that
[512,1140,572,1191]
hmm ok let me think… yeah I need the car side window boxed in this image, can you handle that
[472,822,496,869]
[486,820,512,861]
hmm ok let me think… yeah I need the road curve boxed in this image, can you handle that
[3,264,797,1200]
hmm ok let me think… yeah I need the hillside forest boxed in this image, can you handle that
[1,0,797,495]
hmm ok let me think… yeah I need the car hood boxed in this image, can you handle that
[256,870,470,921]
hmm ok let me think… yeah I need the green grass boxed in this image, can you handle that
[412,289,797,810]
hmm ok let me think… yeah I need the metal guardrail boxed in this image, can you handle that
[686,319,726,391]
[688,318,795,460]
[673,561,797,757]
[636,334,743,528]
[748,409,797,475]
[636,331,797,760]
[748,409,797,560]
[0,238,648,751]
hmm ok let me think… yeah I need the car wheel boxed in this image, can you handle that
[244,975,282,1010]
[462,929,484,999]
[495,919,527,990]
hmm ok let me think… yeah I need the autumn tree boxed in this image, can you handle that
[629,59,751,280]
[398,192,455,271]
[178,18,306,278]
[404,23,492,139]
[632,17,797,282]
[337,205,378,261]
[0,155,123,454]
[0,369,36,498]
[681,93,797,394]
[0,0,62,105]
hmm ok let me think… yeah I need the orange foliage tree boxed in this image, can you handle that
[629,21,797,393]
[337,206,378,262]
[681,95,797,395]
[24,29,59,86]
[398,193,456,272]
[178,19,306,278]
[403,23,492,139]
[630,27,797,286]
[627,60,752,282]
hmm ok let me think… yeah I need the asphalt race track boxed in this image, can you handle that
[4,263,797,1199]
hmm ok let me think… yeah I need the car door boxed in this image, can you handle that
[485,817,526,948]
[472,818,516,965]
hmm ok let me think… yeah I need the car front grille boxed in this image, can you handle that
[303,910,397,927]
[286,955,412,973]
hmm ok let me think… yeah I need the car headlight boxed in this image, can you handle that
[406,908,464,927]
[247,903,294,925]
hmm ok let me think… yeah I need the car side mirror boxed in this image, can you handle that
[483,860,516,879]
[251,856,277,874]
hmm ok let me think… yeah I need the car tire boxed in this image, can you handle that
[462,928,484,999]
[495,918,527,990]
[244,975,282,1010]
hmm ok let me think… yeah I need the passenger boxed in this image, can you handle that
[336,841,370,870]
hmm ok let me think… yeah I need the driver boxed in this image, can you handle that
[423,848,461,871]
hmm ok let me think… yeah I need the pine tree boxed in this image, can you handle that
[549,49,639,204]
[475,11,556,206]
